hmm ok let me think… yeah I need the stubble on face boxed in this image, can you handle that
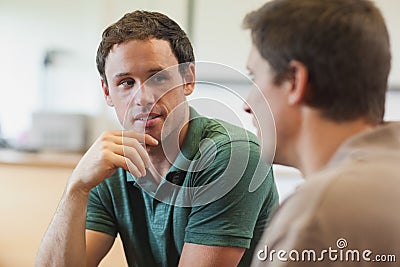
[104,39,194,163]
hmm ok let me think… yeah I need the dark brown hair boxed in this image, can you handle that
[244,0,391,123]
[96,10,194,85]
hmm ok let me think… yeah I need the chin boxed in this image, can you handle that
[144,126,160,139]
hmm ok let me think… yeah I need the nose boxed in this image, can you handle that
[134,84,155,106]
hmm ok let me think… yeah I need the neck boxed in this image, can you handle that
[293,110,376,177]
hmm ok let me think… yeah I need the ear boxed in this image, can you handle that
[287,60,308,106]
[101,79,114,107]
[182,63,195,96]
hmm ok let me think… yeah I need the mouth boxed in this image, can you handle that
[134,113,162,127]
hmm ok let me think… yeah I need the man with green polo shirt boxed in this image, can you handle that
[36,10,278,267]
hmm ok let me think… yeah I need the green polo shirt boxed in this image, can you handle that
[86,107,279,267]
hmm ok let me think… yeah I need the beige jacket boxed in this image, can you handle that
[252,122,400,266]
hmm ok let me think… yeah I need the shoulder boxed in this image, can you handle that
[254,173,338,257]
[199,116,259,146]
[262,161,400,250]
[185,117,275,203]
[191,117,260,165]
[271,167,360,227]
[188,116,264,172]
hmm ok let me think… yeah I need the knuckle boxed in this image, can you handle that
[100,131,110,142]
[99,149,111,161]
[101,140,111,151]
[132,139,141,147]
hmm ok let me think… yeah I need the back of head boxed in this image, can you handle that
[96,10,194,84]
[244,0,391,124]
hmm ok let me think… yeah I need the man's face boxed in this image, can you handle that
[102,38,194,142]
[245,44,294,165]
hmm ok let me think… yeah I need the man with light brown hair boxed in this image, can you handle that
[243,0,400,266]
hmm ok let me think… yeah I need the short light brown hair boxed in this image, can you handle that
[244,0,391,123]
[96,10,194,85]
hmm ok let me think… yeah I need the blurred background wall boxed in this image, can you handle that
[0,0,399,144]
[1,0,399,194]
[0,0,260,144]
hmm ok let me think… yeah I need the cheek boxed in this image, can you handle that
[116,107,128,122]
[252,85,278,139]
[110,93,133,124]
[160,89,185,112]
[252,87,273,120]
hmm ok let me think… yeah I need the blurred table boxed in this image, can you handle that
[0,149,127,267]
[0,148,82,168]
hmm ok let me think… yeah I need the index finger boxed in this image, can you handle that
[122,130,159,146]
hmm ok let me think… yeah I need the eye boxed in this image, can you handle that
[150,73,167,84]
[145,73,170,90]
[119,78,135,89]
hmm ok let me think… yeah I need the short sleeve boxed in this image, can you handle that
[86,185,118,237]
[184,140,279,249]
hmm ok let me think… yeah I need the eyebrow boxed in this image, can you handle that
[112,67,167,81]
[147,67,166,76]
[113,72,131,80]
